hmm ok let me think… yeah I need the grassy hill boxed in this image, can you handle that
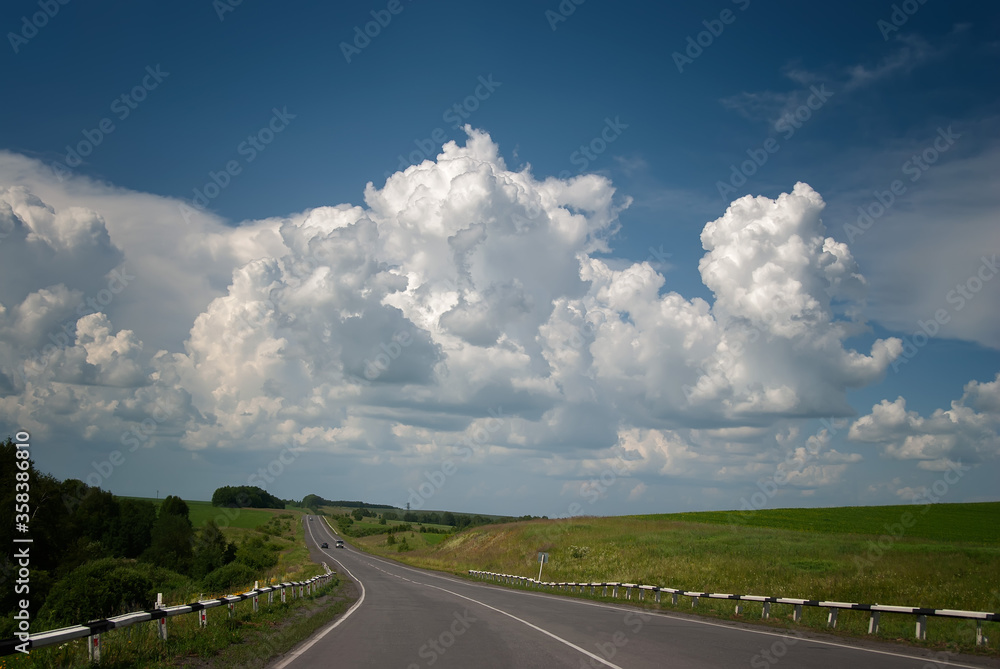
[648,502,1000,543]
[350,502,1000,652]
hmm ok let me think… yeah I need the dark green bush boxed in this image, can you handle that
[234,535,280,570]
[38,558,155,626]
[201,562,258,593]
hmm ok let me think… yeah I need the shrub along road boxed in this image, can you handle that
[271,516,998,669]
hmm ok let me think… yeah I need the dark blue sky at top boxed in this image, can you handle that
[4,1,995,221]
[2,0,999,417]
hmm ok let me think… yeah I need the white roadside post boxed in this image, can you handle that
[156,593,167,640]
[88,632,101,662]
[538,552,549,581]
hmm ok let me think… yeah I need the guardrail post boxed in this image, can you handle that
[612,585,618,598]
[762,602,771,619]
[916,615,927,640]
[88,633,101,662]
[672,593,678,605]
[603,585,608,597]
[735,604,743,615]
[655,590,661,603]
[692,596,699,608]
[281,587,286,603]
[156,593,167,640]
[200,609,207,628]
[268,590,273,605]
[254,582,259,612]
[299,585,304,598]
[626,587,632,600]
[228,601,235,618]
[827,608,838,628]
[794,605,802,623]
[976,621,984,646]
[868,611,879,634]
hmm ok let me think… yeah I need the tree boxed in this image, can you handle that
[442,511,456,526]
[66,486,119,553]
[191,520,236,579]
[160,495,191,521]
[301,493,325,510]
[212,486,284,509]
[142,501,193,574]
[112,499,157,558]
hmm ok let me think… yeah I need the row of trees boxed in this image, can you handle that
[212,485,285,509]
[301,494,395,510]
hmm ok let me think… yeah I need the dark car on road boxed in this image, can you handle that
[321,542,328,548]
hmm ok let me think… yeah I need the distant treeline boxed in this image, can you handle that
[211,485,285,509]
[301,494,396,510]
[333,507,541,537]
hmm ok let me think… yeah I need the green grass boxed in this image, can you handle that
[124,497,299,530]
[349,502,1000,655]
[652,502,1000,544]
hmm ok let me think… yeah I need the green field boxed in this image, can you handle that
[652,502,1000,544]
[352,502,1000,654]
[126,496,309,529]
[122,497,319,590]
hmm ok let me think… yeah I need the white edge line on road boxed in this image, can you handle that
[270,517,366,669]
[295,529,622,668]
[356,552,991,669]
[397,575,625,669]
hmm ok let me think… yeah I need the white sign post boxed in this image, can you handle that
[537,552,549,581]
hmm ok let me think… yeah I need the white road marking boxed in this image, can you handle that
[281,519,987,669]
[294,519,622,667]
[270,517,366,669]
[356,552,992,669]
[362,561,624,668]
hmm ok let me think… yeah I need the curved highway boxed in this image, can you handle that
[271,516,997,668]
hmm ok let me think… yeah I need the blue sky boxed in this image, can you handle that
[1,1,998,516]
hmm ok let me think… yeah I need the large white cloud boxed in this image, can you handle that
[849,373,1000,471]
[537,182,901,433]
[0,129,906,504]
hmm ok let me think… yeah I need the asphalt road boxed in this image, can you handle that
[272,516,997,669]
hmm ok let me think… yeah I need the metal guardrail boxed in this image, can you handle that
[1,565,334,659]
[469,570,996,645]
